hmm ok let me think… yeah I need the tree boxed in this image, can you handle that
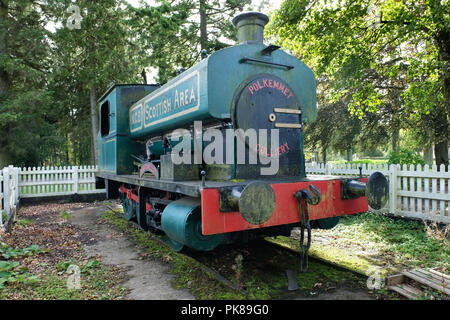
[268,0,449,166]
[0,0,61,167]
[130,0,251,84]
[49,0,143,165]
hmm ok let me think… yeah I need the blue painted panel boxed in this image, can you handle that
[128,42,317,141]
[207,43,317,123]
[129,63,210,138]
[109,90,117,134]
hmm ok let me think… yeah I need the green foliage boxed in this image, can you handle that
[81,259,101,274]
[0,0,60,167]
[0,243,45,289]
[335,212,448,269]
[2,263,126,300]
[56,260,72,273]
[268,0,449,164]
[130,0,252,84]
[0,0,256,167]
[16,218,34,227]
[273,212,449,275]
[387,148,425,167]
[329,159,387,166]
[0,243,45,260]
[60,210,71,220]
[56,259,100,275]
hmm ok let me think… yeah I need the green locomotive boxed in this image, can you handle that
[95,12,388,259]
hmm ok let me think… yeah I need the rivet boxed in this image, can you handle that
[269,113,276,122]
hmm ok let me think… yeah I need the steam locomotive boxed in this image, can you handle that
[95,12,388,260]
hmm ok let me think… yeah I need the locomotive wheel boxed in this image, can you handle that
[165,237,184,252]
[121,196,136,221]
[161,198,224,252]
[137,187,149,231]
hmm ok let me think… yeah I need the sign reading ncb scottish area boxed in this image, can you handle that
[130,71,200,132]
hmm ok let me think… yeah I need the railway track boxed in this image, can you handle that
[105,203,367,299]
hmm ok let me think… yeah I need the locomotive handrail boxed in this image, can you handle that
[239,56,294,70]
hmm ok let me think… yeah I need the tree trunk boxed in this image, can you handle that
[321,146,327,164]
[423,143,433,165]
[434,24,449,169]
[392,126,399,152]
[434,141,448,170]
[199,0,207,51]
[0,0,9,99]
[90,86,99,165]
[346,148,352,162]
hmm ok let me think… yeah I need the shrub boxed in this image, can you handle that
[387,148,425,167]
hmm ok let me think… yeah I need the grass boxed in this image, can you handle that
[268,212,449,300]
[332,213,448,270]
[103,207,369,299]
[272,212,448,275]
[1,228,127,300]
[0,243,126,300]
[60,210,72,220]
[192,241,366,299]
[1,263,127,300]
[15,219,34,227]
[328,159,388,165]
[0,241,127,300]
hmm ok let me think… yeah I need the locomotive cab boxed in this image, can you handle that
[97,84,159,174]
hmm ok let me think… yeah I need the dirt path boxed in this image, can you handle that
[68,205,194,300]
[67,204,375,300]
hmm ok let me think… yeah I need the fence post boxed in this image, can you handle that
[389,164,398,215]
[73,166,78,194]
[325,163,332,175]
[8,165,14,207]
[13,167,19,205]
[3,167,10,216]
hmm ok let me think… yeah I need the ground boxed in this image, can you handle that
[1,200,447,300]
[69,205,193,300]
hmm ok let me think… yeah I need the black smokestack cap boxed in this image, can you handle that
[232,12,269,44]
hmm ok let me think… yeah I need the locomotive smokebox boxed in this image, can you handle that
[341,172,389,210]
[232,12,269,44]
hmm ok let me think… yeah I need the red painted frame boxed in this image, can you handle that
[201,178,368,236]
[119,185,152,212]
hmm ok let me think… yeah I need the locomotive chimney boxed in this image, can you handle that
[232,12,269,44]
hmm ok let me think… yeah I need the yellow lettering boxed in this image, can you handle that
[180,91,184,106]
[184,89,189,105]
[174,90,179,109]
[145,105,151,120]
[190,87,196,103]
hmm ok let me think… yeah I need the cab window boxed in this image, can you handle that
[100,101,110,137]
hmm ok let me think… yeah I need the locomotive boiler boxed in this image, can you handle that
[95,12,388,264]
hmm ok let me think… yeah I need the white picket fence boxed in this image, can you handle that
[18,165,104,198]
[1,165,105,228]
[306,162,450,224]
[0,166,20,230]
[1,163,449,225]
